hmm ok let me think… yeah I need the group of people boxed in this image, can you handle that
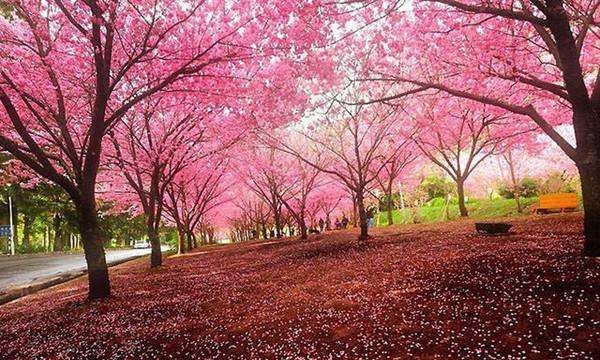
[333,215,350,230]
[266,212,378,237]
[316,212,376,232]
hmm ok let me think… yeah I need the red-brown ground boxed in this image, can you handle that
[0,213,598,359]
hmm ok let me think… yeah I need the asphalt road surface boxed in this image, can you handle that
[0,248,162,292]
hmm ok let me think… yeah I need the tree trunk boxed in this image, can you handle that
[145,208,162,267]
[386,191,394,226]
[44,225,50,252]
[578,160,600,256]
[299,220,308,240]
[514,192,523,214]
[398,182,405,209]
[456,179,469,217]
[148,225,162,267]
[186,229,193,250]
[261,222,268,239]
[273,209,282,238]
[547,5,599,255]
[62,230,70,250]
[198,228,205,245]
[254,222,260,240]
[12,201,18,245]
[77,198,110,299]
[53,213,64,252]
[356,189,368,243]
[351,194,358,227]
[177,227,186,254]
[22,213,31,249]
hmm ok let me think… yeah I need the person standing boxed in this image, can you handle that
[367,214,374,228]
[341,214,349,229]
[366,208,375,228]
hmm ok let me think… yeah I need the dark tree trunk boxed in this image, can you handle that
[53,213,64,252]
[198,228,205,245]
[351,194,358,227]
[62,230,70,250]
[386,190,394,226]
[356,189,368,243]
[22,213,32,249]
[261,222,268,239]
[299,220,308,240]
[148,225,162,267]
[186,230,193,250]
[77,198,110,299]
[176,224,186,254]
[185,229,196,248]
[274,211,282,238]
[545,3,600,255]
[12,201,18,245]
[456,179,469,217]
[578,160,600,256]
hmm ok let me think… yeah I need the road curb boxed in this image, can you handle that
[0,254,150,306]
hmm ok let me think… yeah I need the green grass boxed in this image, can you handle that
[376,197,540,226]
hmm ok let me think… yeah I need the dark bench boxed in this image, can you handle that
[475,222,512,235]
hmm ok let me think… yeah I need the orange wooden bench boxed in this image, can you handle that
[532,193,578,214]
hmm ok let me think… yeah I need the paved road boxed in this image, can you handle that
[0,248,163,292]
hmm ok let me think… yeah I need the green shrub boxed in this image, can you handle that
[498,177,539,199]
[419,175,454,201]
[16,243,48,254]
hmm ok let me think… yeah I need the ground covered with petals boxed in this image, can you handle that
[1,213,598,359]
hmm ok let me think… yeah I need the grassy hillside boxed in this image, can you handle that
[376,197,541,226]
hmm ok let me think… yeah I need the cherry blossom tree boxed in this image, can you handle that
[311,178,347,230]
[0,0,232,298]
[106,97,209,266]
[241,146,293,238]
[413,99,529,217]
[232,194,272,240]
[164,160,229,253]
[0,0,334,298]
[373,138,418,225]
[496,143,540,213]
[270,101,413,243]
[346,0,600,255]
[274,156,321,240]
